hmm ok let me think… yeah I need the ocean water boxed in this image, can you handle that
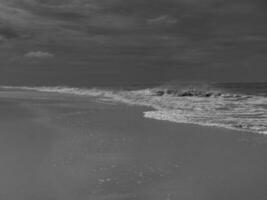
[1,82,267,134]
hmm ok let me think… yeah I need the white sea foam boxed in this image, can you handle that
[1,85,267,134]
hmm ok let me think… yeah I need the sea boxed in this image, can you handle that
[1,82,267,134]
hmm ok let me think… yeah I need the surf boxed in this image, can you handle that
[1,83,267,134]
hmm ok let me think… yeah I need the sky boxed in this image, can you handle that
[0,0,266,86]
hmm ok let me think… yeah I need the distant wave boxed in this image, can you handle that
[1,84,267,135]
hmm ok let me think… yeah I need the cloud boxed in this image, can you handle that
[147,15,178,26]
[0,26,19,39]
[89,15,137,29]
[24,51,54,58]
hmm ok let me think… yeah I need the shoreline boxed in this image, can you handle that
[1,85,266,135]
[0,90,267,200]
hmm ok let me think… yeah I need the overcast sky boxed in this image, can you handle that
[0,0,266,85]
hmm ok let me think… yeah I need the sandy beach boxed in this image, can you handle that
[0,89,267,200]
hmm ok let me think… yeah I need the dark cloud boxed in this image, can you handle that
[0,25,19,39]
[0,0,266,83]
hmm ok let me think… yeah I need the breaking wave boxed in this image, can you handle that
[1,83,267,134]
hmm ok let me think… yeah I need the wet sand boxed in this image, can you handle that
[0,90,267,200]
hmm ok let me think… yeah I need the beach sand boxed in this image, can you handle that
[0,90,267,200]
